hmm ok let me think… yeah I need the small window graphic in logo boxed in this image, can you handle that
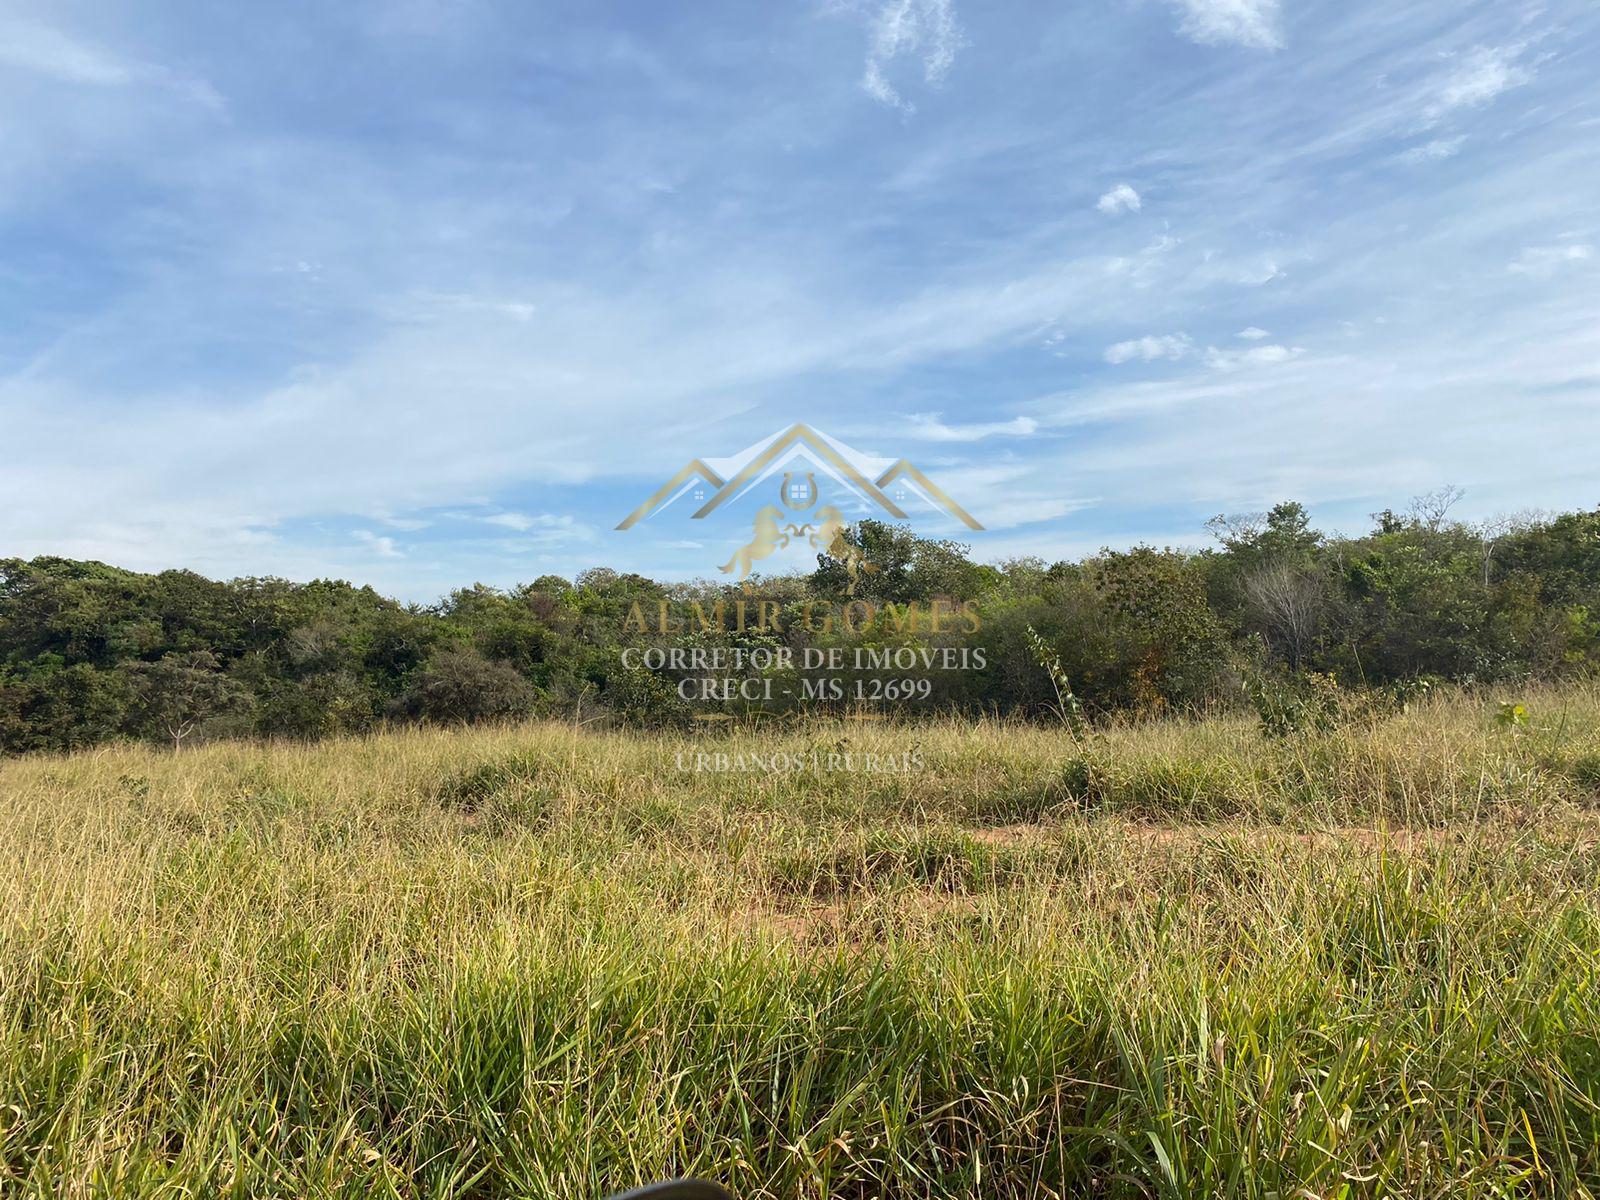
[785,473,816,508]
[617,423,982,592]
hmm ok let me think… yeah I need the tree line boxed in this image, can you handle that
[2,493,1597,752]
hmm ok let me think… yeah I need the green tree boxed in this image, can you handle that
[124,651,250,750]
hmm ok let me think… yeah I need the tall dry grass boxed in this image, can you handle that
[2,685,1599,1197]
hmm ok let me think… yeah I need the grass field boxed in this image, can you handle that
[4,688,1600,1198]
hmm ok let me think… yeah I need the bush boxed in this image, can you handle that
[604,662,691,728]
[395,647,536,724]
[1244,670,1344,739]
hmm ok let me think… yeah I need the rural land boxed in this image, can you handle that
[3,501,1600,1196]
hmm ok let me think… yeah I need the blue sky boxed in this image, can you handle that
[2,0,1597,600]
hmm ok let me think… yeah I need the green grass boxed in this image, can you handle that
[3,686,1600,1197]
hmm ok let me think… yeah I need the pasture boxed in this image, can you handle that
[3,688,1600,1197]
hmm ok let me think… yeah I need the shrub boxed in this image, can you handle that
[395,647,536,724]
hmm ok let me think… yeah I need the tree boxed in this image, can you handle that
[125,651,249,750]
[810,521,986,602]
[1344,531,1490,680]
[1204,511,1267,549]
[1203,501,1328,663]
[811,520,918,601]
[1206,503,1321,562]
[1474,510,1542,588]
[1089,547,1229,710]
[1242,560,1327,668]
[1,490,1598,755]
[0,663,129,755]
[1409,485,1466,532]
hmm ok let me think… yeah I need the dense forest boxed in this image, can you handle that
[3,495,1598,754]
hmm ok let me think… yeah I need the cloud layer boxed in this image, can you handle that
[1,0,1597,596]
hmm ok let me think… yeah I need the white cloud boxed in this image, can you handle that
[857,0,965,113]
[1105,333,1302,370]
[481,512,575,532]
[374,515,431,532]
[905,461,1099,531]
[1104,333,1193,364]
[353,530,403,558]
[0,19,222,107]
[1166,0,1283,50]
[1024,293,1600,534]
[1508,244,1593,279]
[905,413,1038,441]
[1423,46,1531,124]
[476,513,592,547]
[961,493,1096,531]
[1397,136,1466,164]
[1096,183,1142,215]
[1204,343,1304,370]
[0,21,136,85]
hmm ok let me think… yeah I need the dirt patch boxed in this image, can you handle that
[964,824,1047,848]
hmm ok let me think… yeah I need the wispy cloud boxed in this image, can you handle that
[855,0,965,112]
[374,515,431,532]
[476,513,594,546]
[1422,45,1532,124]
[908,461,1098,531]
[353,530,404,558]
[1096,183,1142,215]
[1105,333,1301,370]
[0,19,222,107]
[1508,244,1593,278]
[905,413,1038,441]
[1166,0,1283,50]
[1204,343,1304,370]
[1236,327,1271,340]
[1027,291,1600,530]
[1105,334,1192,364]
[0,21,138,85]
[1397,135,1467,164]
[481,512,575,532]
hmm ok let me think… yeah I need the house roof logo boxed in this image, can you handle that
[617,423,982,591]
[616,423,983,532]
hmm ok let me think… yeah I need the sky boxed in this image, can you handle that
[2,0,1597,601]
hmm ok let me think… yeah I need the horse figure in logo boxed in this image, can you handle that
[810,505,878,596]
[719,505,789,586]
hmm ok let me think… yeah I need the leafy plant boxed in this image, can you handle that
[1494,700,1530,730]
[1026,625,1087,738]
[1244,670,1343,739]
[1389,675,1434,711]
